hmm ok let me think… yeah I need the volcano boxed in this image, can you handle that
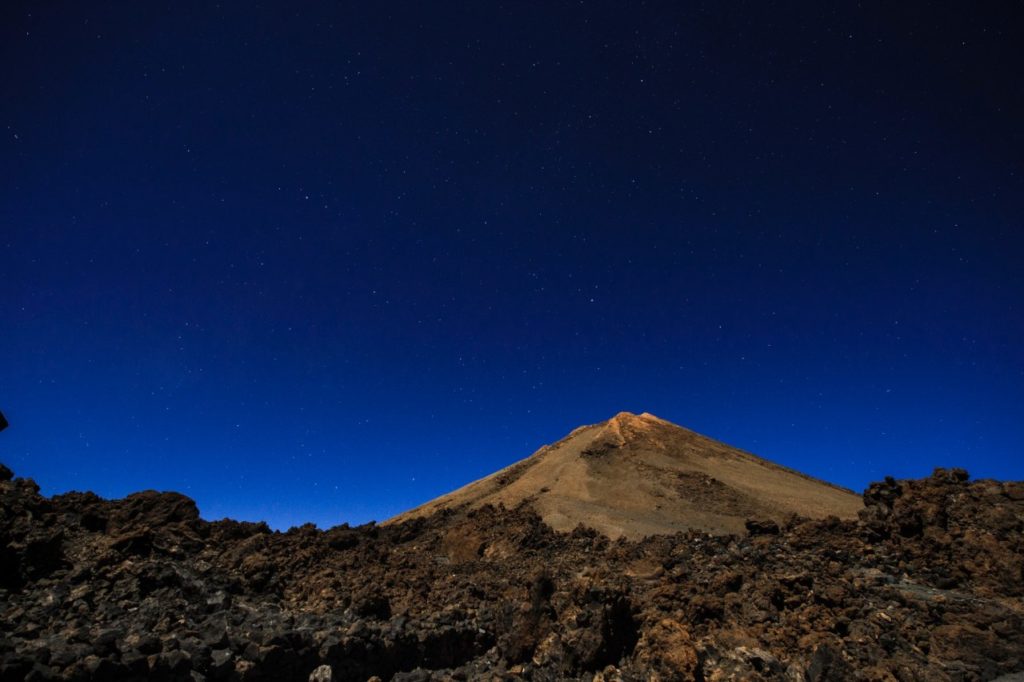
[389,411,862,538]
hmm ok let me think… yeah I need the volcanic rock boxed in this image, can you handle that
[1,418,1022,680]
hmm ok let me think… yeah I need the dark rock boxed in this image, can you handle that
[805,644,853,681]
[0,656,33,682]
[110,531,154,557]
[932,467,969,483]
[128,633,162,656]
[863,476,902,509]
[23,663,59,682]
[689,595,724,624]
[308,664,333,682]
[109,491,200,531]
[84,655,123,678]
[179,637,211,666]
[92,627,122,656]
[18,531,67,582]
[45,640,85,668]
[1,463,1022,681]
[745,518,780,535]
[208,649,233,677]
[199,618,230,649]
[152,649,192,677]
[352,593,391,620]
[120,649,150,675]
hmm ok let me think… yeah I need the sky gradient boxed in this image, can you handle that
[2,2,1022,529]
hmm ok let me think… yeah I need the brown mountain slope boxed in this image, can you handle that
[388,411,863,538]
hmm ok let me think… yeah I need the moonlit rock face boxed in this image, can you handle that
[388,412,863,539]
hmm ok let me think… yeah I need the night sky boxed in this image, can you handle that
[2,2,1022,529]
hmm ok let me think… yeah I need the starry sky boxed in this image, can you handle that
[2,2,1022,529]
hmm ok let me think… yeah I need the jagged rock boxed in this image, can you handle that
[745,518,780,536]
[308,664,333,681]
[633,619,698,678]
[0,458,1022,680]
[208,648,233,678]
[805,644,853,681]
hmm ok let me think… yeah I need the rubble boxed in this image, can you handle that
[1,465,1022,680]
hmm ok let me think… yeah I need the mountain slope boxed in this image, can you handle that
[388,411,862,537]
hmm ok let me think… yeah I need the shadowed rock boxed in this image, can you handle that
[0,422,1022,680]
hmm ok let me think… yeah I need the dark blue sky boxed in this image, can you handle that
[2,2,1021,529]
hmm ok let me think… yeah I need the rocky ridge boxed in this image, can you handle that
[1,460,1023,681]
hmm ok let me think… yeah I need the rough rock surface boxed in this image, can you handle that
[1,464,1022,681]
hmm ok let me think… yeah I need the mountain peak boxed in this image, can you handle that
[606,411,665,426]
[595,411,666,448]
[388,413,862,538]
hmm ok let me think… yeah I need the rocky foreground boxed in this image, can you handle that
[1,463,1022,681]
